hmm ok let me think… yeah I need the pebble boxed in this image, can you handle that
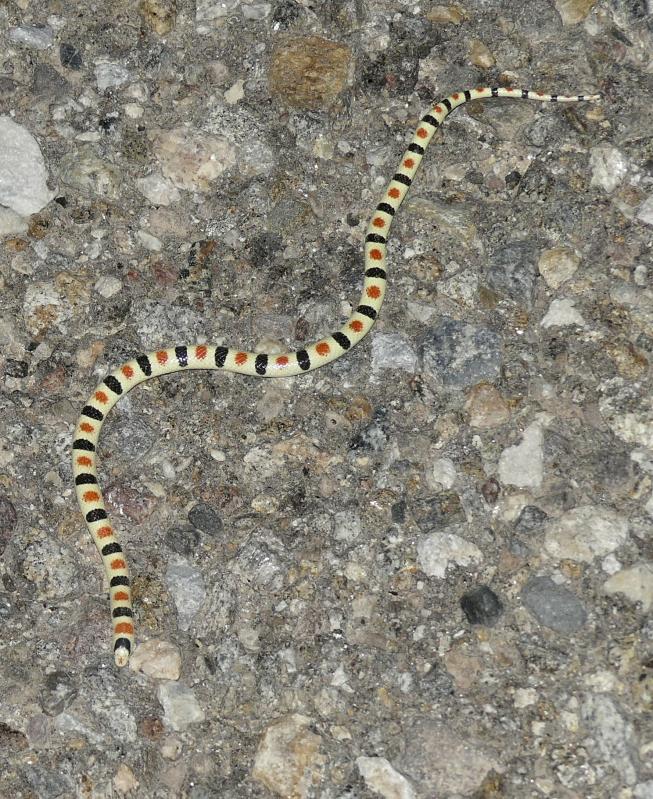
[59,42,83,70]
[590,145,629,193]
[58,148,121,199]
[465,383,510,428]
[113,764,139,796]
[130,639,182,680]
[94,61,131,92]
[637,194,653,227]
[554,0,599,25]
[0,206,28,237]
[426,5,465,23]
[8,24,54,50]
[421,319,502,388]
[165,556,206,630]
[417,529,483,578]
[514,504,549,534]
[371,333,418,373]
[635,782,653,799]
[152,128,236,191]
[158,683,205,731]
[580,694,638,785]
[196,0,240,26]
[269,36,352,110]
[485,241,539,307]
[603,563,653,612]
[521,576,587,633]
[136,230,162,251]
[538,246,580,289]
[544,505,629,563]
[136,173,181,205]
[540,298,586,328]
[399,721,499,796]
[498,422,544,489]
[426,457,457,491]
[460,585,504,626]
[356,756,416,799]
[94,275,122,298]
[0,117,54,215]
[252,714,324,799]
[140,0,177,34]
[468,38,495,69]
[188,502,223,535]
[40,671,78,716]
[165,525,201,556]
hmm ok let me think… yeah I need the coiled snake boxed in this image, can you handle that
[72,86,600,666]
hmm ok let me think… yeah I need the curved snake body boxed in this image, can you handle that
[73,86,599,666]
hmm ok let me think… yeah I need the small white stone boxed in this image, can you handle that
[417,530,483,578]
[603,563,653,611]
[136,173,180,206]
[514,688,538,708]
[8,24,54,49]
[541,298,586,328]
[113,764,139,795]
[498,423,543,489]
[637,195,653,227]
[544,505,629,563]
[356,756,416,799]
[130,639,182,680]
[158,683,205,731]
[427,457,457,490]
[334,511,361,542]
[94,275,122,298]
[0,117,54,215]
[94,61,130,91]
[137,229,163,251]
[0,206,28,237]
[371,333,418,373]
[590,145,629,193]
[224,79,245,104]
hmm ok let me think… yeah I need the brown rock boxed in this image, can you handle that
[140,0,176,35]
[269,36,352,110]
[466,383,510,428]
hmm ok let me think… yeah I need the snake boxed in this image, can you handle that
[72,86,600,667]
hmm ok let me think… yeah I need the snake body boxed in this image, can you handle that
[73,86,599,666]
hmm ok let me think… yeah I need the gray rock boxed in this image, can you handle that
[485,241,539,307]
[521,576,587,633]
[420,319,502,388]
[580,694,639,786]
[188,502,223,535]
[460,585,504,626]
[165,555,206,630]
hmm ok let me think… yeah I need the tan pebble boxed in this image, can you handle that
[269,36,352,110]
[140,0,176,35]
[469,39,496,69]
[113,764,139,795]
[554,0,598,25]
[538,247,580,289]
[130,639,182,680]
[426,4,466,23]
[466,383,510,428]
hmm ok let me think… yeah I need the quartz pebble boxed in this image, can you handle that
[252,714,324,799]
[8,25,54,50]
[417,530,483,578]
[541,298,586,328]
[544,505,629,563]
[603,563,653,612]
[165,556,206,630]
[590,144,629,193]
[0,117,54,215]
[498,422,543,489]
[356,756,416,799]
[371,333,418,373]
[158,683,205,731]
[538,246,580,289]
[130,639,182,680]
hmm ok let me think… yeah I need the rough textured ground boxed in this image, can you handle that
[1,0,652,797]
